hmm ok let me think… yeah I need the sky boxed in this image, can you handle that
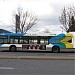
[0,0,75,34]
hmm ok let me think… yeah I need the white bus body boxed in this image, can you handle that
[0,32,75,52]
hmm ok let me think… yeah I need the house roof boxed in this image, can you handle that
[0,29,11,33]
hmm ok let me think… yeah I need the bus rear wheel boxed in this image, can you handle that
[52,46,60,53]
[9,45,17,52]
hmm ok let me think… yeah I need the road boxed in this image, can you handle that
[0,51,75,57]
[0,50,75,75]
[0,59,75,75]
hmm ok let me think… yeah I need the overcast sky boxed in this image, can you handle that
[0,0,75,33]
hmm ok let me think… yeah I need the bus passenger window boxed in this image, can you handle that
[29,40,34,44]
[0,39,3,43]
[34,40,37,44]
[40,36,48,44]
[10,39,14,44]
[14,39,18,44]
[44,39,48,44]
[0,36,8,44]
[4,39,8,43]
[23,40,28,44]
[40,39,44,44]
[20,39,23,44]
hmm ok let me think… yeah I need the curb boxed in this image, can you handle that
[0,56,75,60]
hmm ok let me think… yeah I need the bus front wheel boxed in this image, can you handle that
[52,46,60,53]
[9,45,17,52]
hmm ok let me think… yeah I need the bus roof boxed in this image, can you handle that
[0,33,57,36]
[24,33,57,36]
[0,33,25,36]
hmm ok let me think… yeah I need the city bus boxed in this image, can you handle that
[0,32,75,52]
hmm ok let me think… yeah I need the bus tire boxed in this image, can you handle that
[52,46,60,53]
[9,45,17,52]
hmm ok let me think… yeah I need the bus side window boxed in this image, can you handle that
[19,36,29,44]
[0,39,3,43]
[40,39,44,44]
[29,36,38,44]
[23,40,28,44]
[3,38,8,43]
[19,39,23,44]
[29,40,34,44]
[40,36,48,44]
[10,38,14,44]
[10,37,18,44]
[34,39,37,44]
[0,36,8,44]
[14,39,18,44]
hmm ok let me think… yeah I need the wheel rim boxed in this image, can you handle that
[10,47,16,51]
[52,47,59,52]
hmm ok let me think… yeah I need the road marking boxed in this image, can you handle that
[0,67,14,69]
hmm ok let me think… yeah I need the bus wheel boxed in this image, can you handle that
[52,46,60,53]
[9,46,17,52]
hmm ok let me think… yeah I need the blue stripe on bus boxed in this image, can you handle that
[0,44,3,46]
[0,33,25,36]
[0,33,25,44]
[49,34,66,48]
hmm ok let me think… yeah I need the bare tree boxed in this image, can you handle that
[12,7,38,33]
[59,6,75,32]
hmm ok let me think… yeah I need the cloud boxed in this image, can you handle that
[39,15,60,25]
[0,0,75,33]
[0,0,53,24]
[27,24,66,34]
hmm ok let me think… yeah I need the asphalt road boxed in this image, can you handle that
[0,49,75,75]
[0,59,75,75]
[0,50,75,57]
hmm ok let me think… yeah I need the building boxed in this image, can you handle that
[0,29,11,33]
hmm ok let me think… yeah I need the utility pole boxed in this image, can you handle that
[16,14,20,33]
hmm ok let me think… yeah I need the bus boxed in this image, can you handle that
[0,32,75,52]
